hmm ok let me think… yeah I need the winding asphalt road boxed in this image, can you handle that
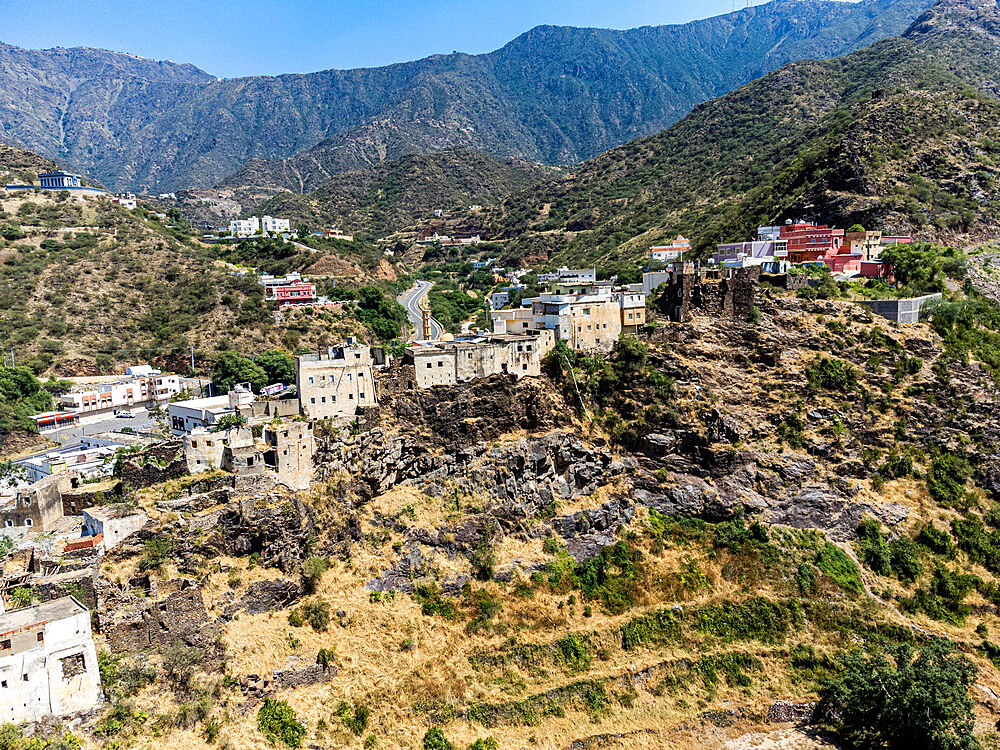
[397,280,443,341]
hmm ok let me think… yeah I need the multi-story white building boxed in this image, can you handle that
[0,597,102,723]
[407,332,555,389]
[168,387,255,435]
[491,287,645,353]
[261,215,291,234]
[60,374,181,415]
[229,217,261,237]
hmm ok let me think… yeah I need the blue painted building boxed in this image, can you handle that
[38,171,82,188]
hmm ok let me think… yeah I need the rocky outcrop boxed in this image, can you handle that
[114,441,187,488]
[221,578,301,620]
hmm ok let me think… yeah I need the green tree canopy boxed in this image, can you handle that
[211,351,267,393]
[818,638,979,750]
[254,350,295,387]
[880,242,965,296]
[355,286,407,342]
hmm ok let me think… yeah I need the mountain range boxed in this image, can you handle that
[477,0,1000,267]
[0,0,935,193]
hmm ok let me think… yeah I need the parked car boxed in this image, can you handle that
[116,410,136,419]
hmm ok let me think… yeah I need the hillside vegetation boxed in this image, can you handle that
[0,0,934,192]
[247,149,559,238]
[480,0,1000,268]
[0,188,399,379]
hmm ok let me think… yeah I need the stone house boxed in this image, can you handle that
[407,332,555,389]
[296,344,377,420]
[81,507,148,552]
[0,596,102,723]
[0,474,77,532]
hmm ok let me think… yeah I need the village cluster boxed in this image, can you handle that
[0,169,932,727]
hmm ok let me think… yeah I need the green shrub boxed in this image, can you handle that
[620,608,681,651]
[806,357,859,393]
[137,536,175,572]
[888,538,923,582]
[413,584,457,619]
[335,701,370,735]
[423,727,455,750]
[468,738,500,750]
[815,543,863,594]
[918,525,955,557]
[302,556,331,593]
[302,601,330,631]
[258,699,305,748]
[903,566,979,625]
[855,520,891,576]
[470,522,498,581]
[818,639,979,750]
[554,634,592,673]
[796,563,817,595]
[927,453,974,507]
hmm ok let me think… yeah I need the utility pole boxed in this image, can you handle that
[189,346,196,377]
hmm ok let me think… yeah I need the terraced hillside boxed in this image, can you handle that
[40,251,1000,749]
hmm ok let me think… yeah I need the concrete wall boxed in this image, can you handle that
[0,599,101,723]
[82,510,147,551]
[569,300,620,352]
[857,294,941,324]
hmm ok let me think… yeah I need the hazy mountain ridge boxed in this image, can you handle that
[0,0,934,192]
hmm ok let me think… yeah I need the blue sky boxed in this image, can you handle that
[3,0,773,78]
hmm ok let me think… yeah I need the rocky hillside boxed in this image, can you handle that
[243,149,560,238]
[0,0,933,192]
[25,257,1000,749]
[479,0,1000,268]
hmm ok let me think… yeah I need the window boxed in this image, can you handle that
[308,377,314,385]
[347,373,353,381]
[24,519,32,527]
[4,521,11,528]
[310,398,316,404]
[0,640,9,651]
[22,674,28,682]
[191,441,197,449]
[321,397,326,403]
[36,632,43,643]
[1,681,6,688]
[426,363,433,369]
[438,361,444,368]
[359,393,365,400]
[349,394,354,400]
[246,458,253,468]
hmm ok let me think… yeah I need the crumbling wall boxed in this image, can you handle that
[115,441,187,488]
[99,583,221,656]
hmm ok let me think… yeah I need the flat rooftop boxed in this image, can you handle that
[0,596,86,635]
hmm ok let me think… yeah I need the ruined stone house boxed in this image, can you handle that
[0,474,78,532]
[296,344,377,420]
[406,331,555,389]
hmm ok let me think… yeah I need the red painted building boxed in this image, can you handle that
[781,222,846,264]
[271,280,316,306]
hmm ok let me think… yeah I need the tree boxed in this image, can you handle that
[211,413,247,432]
[880,242,964,296]
[254,350,295,387]
[294,223,310,238]
[211,351,267,393]
[818,638,980,750]
[847,223,866,233]
[355,286,407,342]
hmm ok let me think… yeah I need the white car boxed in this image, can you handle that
[116,410,136,419]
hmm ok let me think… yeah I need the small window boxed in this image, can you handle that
[321,397,326,403]
[191,441,197,448]
[1,680,7,688]
[22,674,28,682]
[360,393,365,399]
[310,398,316,405]
[426,363,432,369]
[308,377,314,385]
[438,361,444,368]
[349,394,354,400]
[0,640,10,651]
[347,373,353,381]
[4,521,11,528]
[24,519,32,528]
[246,458,253,467]
[36,632,43,643]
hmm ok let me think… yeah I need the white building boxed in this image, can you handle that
[60,373,181,415]
[82,507,148,552]
[229,217,261,237]
[0,597,102,723]
[19,439,123,483]
[168,387,255,435]
[261,215,291,234]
